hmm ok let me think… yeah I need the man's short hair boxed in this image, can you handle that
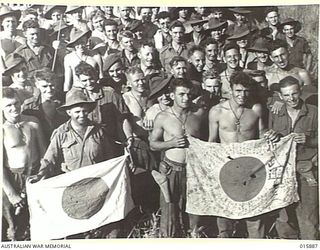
[75,61,98,79]
[223,42,240,54]
[138,42,155,53]
[105,19,118,26]
[188,45,205,58]
[33,68,57,83]
[264,6,279,16]
[230,71,254,89]
[169,56,188,69]
[22,8,38,18]
[268,39,288,53]
[203,69,221,81]
[157,11,170,20]
[137,7,151,16]
[125,66,144,79]
[279,75,300,89]
[204,38,218,47]
[169,20,185,32]
[118,30,135,41]
[22,19,40,31]
[89,9,106,21]
[2,87,18,99]
[169,78,193,93]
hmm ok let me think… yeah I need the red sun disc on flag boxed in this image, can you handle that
[62,177,109,219]
[219,157,266,202]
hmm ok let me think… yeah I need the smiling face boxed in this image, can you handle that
[283,24,295,39]
[159,17,171,33]
[189,50,205,72]
[171,61,188,79]
[139,45,155,68]
[105,24,118,40]
[51,9,63,22]
[3,94,21,122]
[120,36,134,52]
[225,48,240,69]
[108,61,124,82]
[170,26,184,44]
[67,104,91,126]
[265,11,279,26]
[11,64,28,84]
[24,27,40,46]
[231,83,250,106]
[157,92,172,106]
[1,16,18,33]
[128,72,146,93]
[35,79,56,100]
[140,7,152,22]
[280,83,301,109]
[92,16,105,32]
[210,29,222,41]
[255,52,269,63]
[270,47,289,69]
[78,73,97,92]
[205,43,219,61]
[171,86,192,109]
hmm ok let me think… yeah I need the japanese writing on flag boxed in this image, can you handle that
[186,134,299,219]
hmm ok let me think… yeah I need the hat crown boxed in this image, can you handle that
[0,5,20,20]
[207,18,227,30]
[64,89,93,108]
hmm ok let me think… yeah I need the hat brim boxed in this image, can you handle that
[279,21,302,33]
[206,21,228,31]
[0,9,21,22]
[3,59,25,76]
[44,6,67,20]
[149,77,171,99]
[229,8,252,14]
[65,6,83,14]
[227,30,251,40]
[57,101,96,112]
[189,19,208,26]
[66,30,92,47]
[247,46,269,53]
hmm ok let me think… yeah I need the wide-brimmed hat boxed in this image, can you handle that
[103,53,122,72]
[279,18,302,33]
[0,5,21,21]
[44,5,67,20]
[149,76,172,99]
[187,13,208,26]
[129,20,143,32]
[2,54,26,76]
[227,25,251,40]
[229,7,252,15]
[58,88,96,111]
[49,21,70,36]
[205,18,228,31]
[66,27,92,47]
[247,37,269,53]
[65,6,83,14]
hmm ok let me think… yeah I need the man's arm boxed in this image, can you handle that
[303,53,312,73]
[208,106,220,142]
[149,113,187,151]
[298,68,312,86]
[63,55,73,92]
[252,103,267,138]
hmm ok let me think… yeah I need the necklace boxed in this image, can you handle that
[228,100,244,132]
[130,91,147,117]
[170,107,189,133]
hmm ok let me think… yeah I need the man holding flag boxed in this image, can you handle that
[29,89,124,238]
[208,71,280,238]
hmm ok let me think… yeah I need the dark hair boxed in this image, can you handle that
[188,45,205,58]
[105,19,118,26]
[169,20,185,32]
[118,30,135,41]
[75,61,98,79]
[22,19,40,31]
[136,7,151,16]
[2,87,18,99]
[157,11,170,20]
[203,69,221,81]
[169,78,193,92]
[169,56,188,69]
[268,39,288,53]
[204,38,218,47]
[138,42,155,53]
[34,68,57,83]
[89,9,106,21]
[223,42,239,54]
[279,75,300,89]
[230,71,254,89]
[22,8,38,17]
[264,6,279,16]
[125,66,144,78]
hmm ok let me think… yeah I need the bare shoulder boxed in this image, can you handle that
[209,100,228,115]
[251,102,263,116]
[122,92,131,103]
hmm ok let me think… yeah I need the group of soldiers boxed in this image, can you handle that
[1,4,318,240]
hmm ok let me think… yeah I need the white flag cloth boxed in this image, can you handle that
[26,155,134,240]
[186,134,299,219]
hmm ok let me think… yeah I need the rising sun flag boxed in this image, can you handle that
[26,155,134,240]
[185,134,299,219]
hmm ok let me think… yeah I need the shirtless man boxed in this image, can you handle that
[2,87,46,241]
[122,67,158,212]
[208,71,279,238]
[266,39,311,88]
[149,78,206,237]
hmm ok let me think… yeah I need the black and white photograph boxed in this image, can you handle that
[0,2,319,245]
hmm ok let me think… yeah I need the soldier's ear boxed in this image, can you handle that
[66,110,71,116]
[170,92,175,100]
[137,51,142,59]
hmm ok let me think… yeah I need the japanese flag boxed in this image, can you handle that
[26,155,134,240]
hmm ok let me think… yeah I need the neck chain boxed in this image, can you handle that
[228,100,244,132]
[130,91,147,117]
[170,107,188,133]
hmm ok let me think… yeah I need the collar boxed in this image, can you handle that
[278,99,308,117]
